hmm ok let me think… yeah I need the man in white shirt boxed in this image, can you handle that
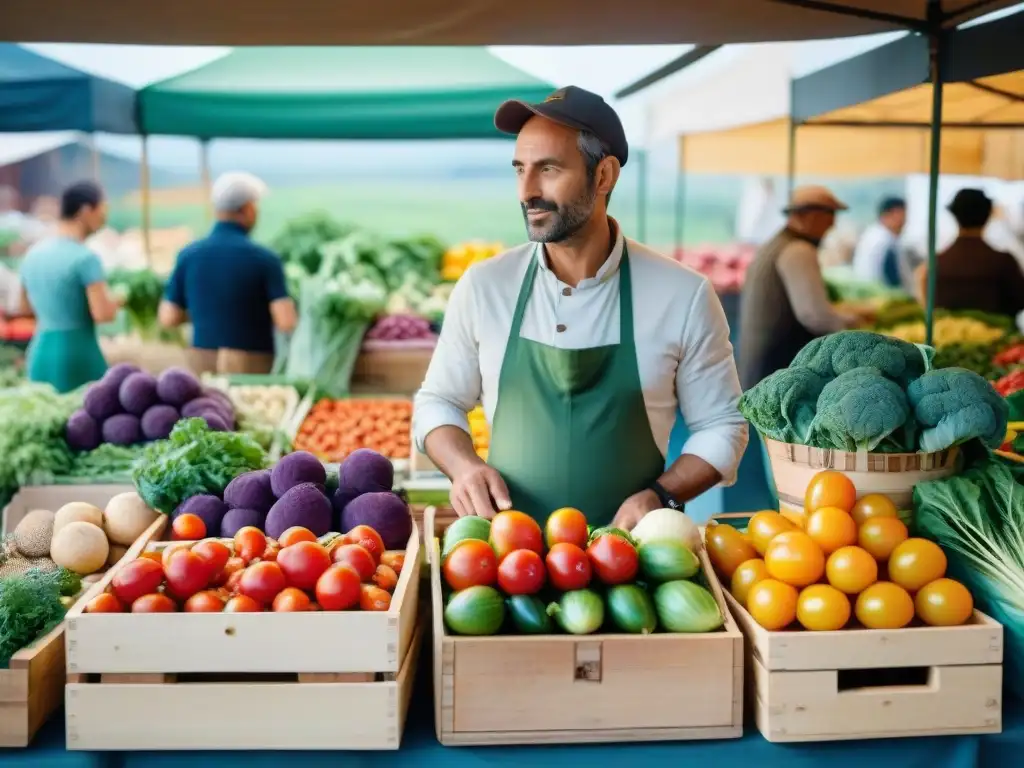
[852,197,906,287]
[413,86,748,529]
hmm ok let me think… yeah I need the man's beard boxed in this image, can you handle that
[521,185,596,244]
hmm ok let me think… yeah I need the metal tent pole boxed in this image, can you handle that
[924,11,947,348]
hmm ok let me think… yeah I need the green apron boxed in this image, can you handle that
[27,326,107,394]
[487,245,665,526]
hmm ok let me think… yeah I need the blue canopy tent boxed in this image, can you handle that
[0,44,137,134]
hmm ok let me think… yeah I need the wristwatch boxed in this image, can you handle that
[649,481,684,511]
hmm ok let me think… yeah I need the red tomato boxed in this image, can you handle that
[131,593,177,613]
[164,550,211,600]
[545,543,592,591]
[342,526,385,564]
[273,587,312,612]
[85,592,123,613]
[380,550,405,574]
[278,526,317,548]
[224,568,245,595]
[316,564,362,611]
[360,584,392,611]
[442,539,498,591]
[489,511,543,562]
[191,540,231,579]
[497,549,546,595]
[211,556,246,587]
[544,508,589,549]
[184,590,226,612]
[277,541,332,590]
[111,558,165,605]
[172,513,207,541]
[239,561,287,605]
[261,544,279,563]
[372,564,399,592]
[586,534,639,585]
[233,527,267,563]
[224,595,262,612]
[332,544,377,582]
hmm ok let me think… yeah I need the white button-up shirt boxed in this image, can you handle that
[413,228,749,485]
[852,222,898,284]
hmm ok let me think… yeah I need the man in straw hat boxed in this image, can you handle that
[738,185,863,391]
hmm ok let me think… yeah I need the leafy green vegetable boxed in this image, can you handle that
[270,212,354,277]
[62,443,147,482]
[132,418,268,514]
[0,568,67,667]
[107,268,180,342]
[906,368,1009,452]
[55,568,82,598]
[809,367,913,452]
[739,367,826,444]
[792,330,932,387]
[0,384,80,502]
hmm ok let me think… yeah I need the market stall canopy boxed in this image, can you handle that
[3,1,1020,46]
[792,11,1024,178]
[0,44,137,134]
[138,47,555,140]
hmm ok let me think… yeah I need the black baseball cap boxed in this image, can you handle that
[494,85,629,167]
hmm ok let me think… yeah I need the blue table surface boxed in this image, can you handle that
[5,660,1022,768]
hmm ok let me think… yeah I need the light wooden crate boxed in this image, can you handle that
[2,484,134,536]
[0,622,67,747]
[426,507,743,746]
[64,515,424,750]
[723,591,1004,742]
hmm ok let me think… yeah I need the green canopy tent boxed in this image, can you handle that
[132,47,555,248]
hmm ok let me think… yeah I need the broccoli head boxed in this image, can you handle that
[739,367,827,444]
[791,330,934,387]
[809,366,914,452]
[906,368,1009,453]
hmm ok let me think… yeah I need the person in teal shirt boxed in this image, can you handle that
[19,181,122,393]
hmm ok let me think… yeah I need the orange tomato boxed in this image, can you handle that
[332,544,377,582]
[277,541,332,590]
[855,582,915,629]
[489,511,544,562]
[915,578,973,626]
[443,539,498,591]
[850,494,899,526]
[239,561,287,605]
[705,523,758,579]
[746,511,796,556]
[797,584,851,631]
[233,527,268,563]
[804,470,857,515]
[372,564,399,592]
[380,550,406,575]
[172,513,207,541]
[161,541,192,569]
[730,558,770,605]
[184,590,226,612]
[544,507,589,549]
[85,592,124,613]
[131,593,177,613]
[857,517,908,561]
[211,556,245,587]
[764,531,825,587]
[825,546,878,595]
[224,595,262,612]
[746,579,799,630]
[805,506,858,554]
[316,564,362,611]
[278,526,317,548]
[273,587,313,612]
[191,540,231,579]
[887,538,947,592]
[359,584,392,611]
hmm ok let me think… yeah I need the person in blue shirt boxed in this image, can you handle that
[158,172,297,375]
[19,181,122,392]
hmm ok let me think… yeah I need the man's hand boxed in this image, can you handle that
[450,463,512,519]
[611,488,661,531]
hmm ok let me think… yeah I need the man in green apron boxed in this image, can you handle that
[414,86,748,529]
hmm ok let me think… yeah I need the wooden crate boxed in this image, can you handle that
[427,507,744,746]
[64,515,424,750]
[724,591,1004,742]
[351,347,434,396]
[0,622,66,747]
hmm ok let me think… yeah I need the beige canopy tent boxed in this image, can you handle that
[1,1,1018,45]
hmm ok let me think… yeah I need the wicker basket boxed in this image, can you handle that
[763,438,961,528]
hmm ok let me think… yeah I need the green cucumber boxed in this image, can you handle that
[638,539,700,583]
[506,594,552,634]
[444,586,506,636]
[547,589,604,635]
[606,584,658,634]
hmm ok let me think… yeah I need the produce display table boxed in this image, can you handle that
[7,663,1022,767]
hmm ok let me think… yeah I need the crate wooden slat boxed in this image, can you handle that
[427,507,744,745]
[0,622,66,747]
[66,517,421,675]
[66,621,424,750]
[724,591,1004,742]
